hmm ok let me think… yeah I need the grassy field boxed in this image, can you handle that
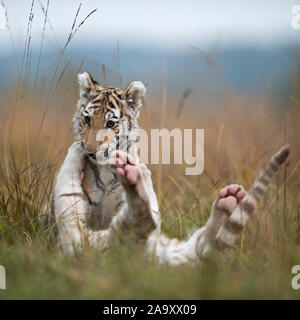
[0,2,300,299]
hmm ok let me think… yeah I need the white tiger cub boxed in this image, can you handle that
[51,71,290,265]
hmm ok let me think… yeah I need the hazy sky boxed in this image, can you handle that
[0,0,299,55]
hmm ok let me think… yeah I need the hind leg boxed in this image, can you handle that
[147,185,246,264]
[207,184,245,236]
[197,184,246,258]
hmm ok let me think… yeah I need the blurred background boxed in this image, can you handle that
[0,0,299,97]
[0,0,299,191]
[1,0,299,167]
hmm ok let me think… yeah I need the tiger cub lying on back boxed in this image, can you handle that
[51,72,290,265]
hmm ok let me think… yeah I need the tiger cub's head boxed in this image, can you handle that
[73,72,145,163]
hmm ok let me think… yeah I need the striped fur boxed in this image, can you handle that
[215,145,290,249]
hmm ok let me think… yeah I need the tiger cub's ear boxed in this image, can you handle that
[77,72,101,103]
[124,81,146,117]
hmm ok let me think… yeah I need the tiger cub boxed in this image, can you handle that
[51,71,290,265]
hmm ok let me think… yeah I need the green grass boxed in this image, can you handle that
[0,159,300,299]
[0,237,300,299]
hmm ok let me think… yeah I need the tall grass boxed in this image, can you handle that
[0,2,300,299]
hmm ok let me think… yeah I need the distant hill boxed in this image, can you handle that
[0,45,296,100]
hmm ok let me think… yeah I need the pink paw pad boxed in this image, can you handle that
[115,151,140,186]
[217,184,246,214]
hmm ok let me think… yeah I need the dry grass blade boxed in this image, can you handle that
[176,87,192,118]
[33,0,50,93]
[33,5,97,153]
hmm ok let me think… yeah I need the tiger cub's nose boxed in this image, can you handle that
[86,144,97,154]
[86,144,97,160]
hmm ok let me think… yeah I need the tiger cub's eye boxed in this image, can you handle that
[106,120,115,128]
[84,115,91,125]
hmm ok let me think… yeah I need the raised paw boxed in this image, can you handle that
[115,151,141,187]
[216,184,246,214]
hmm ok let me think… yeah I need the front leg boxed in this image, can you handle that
[114,151,158,240]
[54,141,87,253]
[54,142,111,253]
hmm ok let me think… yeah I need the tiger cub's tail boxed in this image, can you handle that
[215,145,290,249]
